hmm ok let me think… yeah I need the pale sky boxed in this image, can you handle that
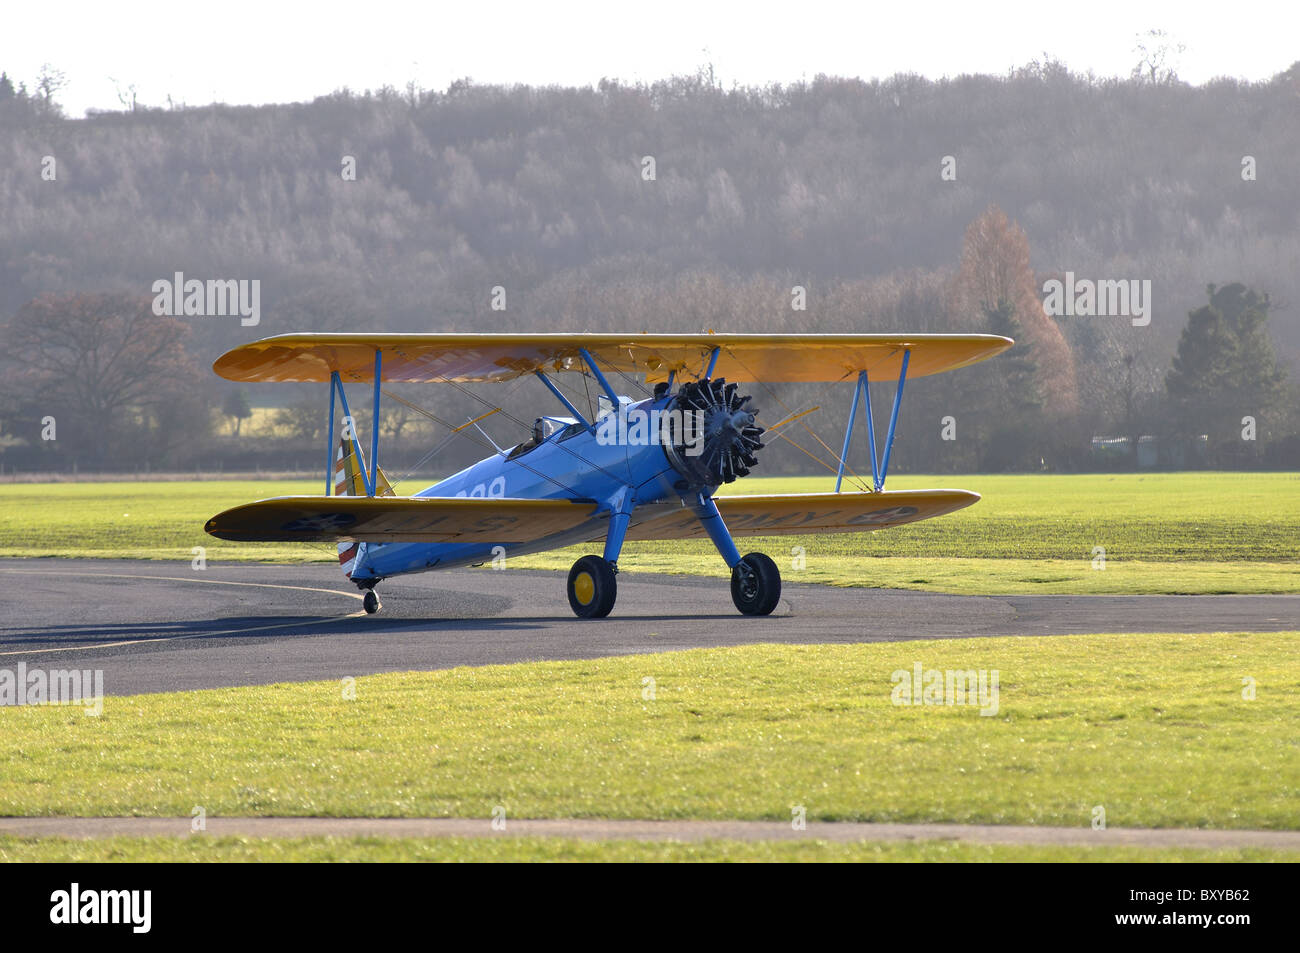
[4,1,1296,118]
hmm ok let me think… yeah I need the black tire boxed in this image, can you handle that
[567,555,617,618]
[731,552,781,616]
[362,589,380,614]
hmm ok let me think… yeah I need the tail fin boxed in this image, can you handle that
[334,433,393,579]
[334,433,394,499]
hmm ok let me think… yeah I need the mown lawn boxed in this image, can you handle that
[0,473,1294,594]
[2,633,1296,829]
[2,835,1296,863]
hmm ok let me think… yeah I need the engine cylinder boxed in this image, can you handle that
[660,378,765,486]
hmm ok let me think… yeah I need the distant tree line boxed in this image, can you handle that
[0,64,1296,474]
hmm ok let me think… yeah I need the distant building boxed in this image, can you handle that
[1137,435,1158,469]
[1089,435,1207,468]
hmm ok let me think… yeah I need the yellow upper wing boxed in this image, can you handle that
[213,332,1012,385]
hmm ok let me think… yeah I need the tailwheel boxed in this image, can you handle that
[731,552,781,616]
[567,555,617,619]
[362,589,381,615]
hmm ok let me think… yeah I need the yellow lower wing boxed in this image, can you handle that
[204,489,977,545]
[205,496,598,543]
[624,489,979,540]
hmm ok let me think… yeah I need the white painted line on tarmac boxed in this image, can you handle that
[0,568,364,656]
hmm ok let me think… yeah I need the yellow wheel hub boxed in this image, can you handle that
[573,571,596,605]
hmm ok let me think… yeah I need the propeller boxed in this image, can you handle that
[663,377,765,486]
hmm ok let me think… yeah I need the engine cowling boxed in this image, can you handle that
[660,378,765,486]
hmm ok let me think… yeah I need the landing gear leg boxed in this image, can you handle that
[692,492,781,616]
[564,491,633,619]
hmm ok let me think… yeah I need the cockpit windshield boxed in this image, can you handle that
[507,416,573,460]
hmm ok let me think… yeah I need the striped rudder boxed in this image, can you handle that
[333,433,393,578]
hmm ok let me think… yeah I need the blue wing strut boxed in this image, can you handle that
[835,349,911,493]
[325,361,382,498]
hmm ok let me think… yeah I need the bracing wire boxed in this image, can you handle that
[720,349,872,492]
[430,374,631,488]
[374,350,872,500]
[377,386,584,497]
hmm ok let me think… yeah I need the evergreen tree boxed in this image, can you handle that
[978,300,1046,470]
[984,300,1043,417]
[1166,283,1286,451]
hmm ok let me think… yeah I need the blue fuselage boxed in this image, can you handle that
[351,394,688,580]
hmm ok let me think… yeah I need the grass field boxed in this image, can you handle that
[3,633,1297,830]
[0,473,1295,594]
[2,836,1296,863]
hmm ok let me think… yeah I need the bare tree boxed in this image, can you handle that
[1132,30,1186,84]
[1,293,202,464]
[34,63,66,116]
[109,76,139,112]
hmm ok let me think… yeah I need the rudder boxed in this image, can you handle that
[334,433,393,579]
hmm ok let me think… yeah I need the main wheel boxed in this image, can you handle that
[567,555,617,618]
[362,589,380,614]
[731,552,781,616]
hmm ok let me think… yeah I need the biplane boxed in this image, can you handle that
[205,333,1012,617]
